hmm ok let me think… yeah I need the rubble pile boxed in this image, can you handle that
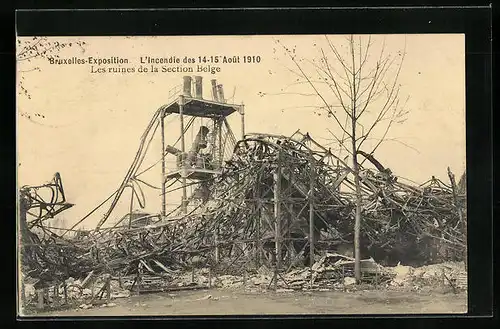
[310,253,394,285]
[389,261,467,291]
[21,260,467,311]
[19,132,467,311]
[183,132,466,267]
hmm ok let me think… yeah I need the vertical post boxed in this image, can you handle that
[160,109,166,216]
[44,288,49,306]
[208,266,212,288]
[273,151,282,290]
[53,285,59,306]
[342,265,345,289]
[447,167,467,270]
[37,290,44,310]
[309,153,315,267]
[256,211,262,267]
[255,207,261,267]
[214,229,220,263]
[211,118,218,168]
[106,275,111,303]
[63,283,68,305]
[253,173,262,267]
[240,105,245,140]
[179,95,188,214]
[218,118,223,166]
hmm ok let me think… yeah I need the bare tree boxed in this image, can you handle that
[276,35,409,282]
[16,37,86,122]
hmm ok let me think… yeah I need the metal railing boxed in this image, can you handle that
[167,84,182,103]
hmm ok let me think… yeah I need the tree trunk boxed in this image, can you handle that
[351,47,362,283]
[351,116,362,283]
[353,152,362,283]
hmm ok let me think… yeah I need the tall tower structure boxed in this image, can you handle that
[160,76,244,215]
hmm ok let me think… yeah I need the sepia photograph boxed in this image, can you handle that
[17,34,467,316]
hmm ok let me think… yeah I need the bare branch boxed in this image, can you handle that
[357,50,407,149]
[311,66,353,120]
[315,50,352,102]
[360,137,420,154]
[326,128,353,156]
[325,36,355,97]
[16,37,43,58]
[277,39,353,139]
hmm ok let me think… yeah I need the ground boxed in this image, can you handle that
[26,287,467,316]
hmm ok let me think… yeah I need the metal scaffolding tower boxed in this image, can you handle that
[160,76,245,215]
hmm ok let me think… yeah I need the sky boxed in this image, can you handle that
[16,34,465,229]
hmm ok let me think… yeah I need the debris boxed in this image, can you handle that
[390,263,413,286]
[216,275,243,289]
[387,261,466,290]
[19,132,466,311]
[257,265,272,276]
[198,294,212,300]
[344,277,356,285]
[250,274,271,286]
[110,291,130,299]
[308,253,394,287]
[79,303,92,309]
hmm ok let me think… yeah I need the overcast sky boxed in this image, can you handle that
[17,34,465,229]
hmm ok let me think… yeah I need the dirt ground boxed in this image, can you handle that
[26,287,467,316]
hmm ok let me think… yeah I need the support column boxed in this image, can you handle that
[36,289,44,310]
[105,275,111,303]
[254,179,262,267]
[63,283,68,305]
[218,118,223,167]
[447,167,466,270]
[273,151,282,289]
[214,229,220,263]
[240,105,245,140]
[43,288,49,306]
[160,109,166,216]
[179,96,188,214]
[53,285,59,306]
[309,153,315,267]
[211,118,218,168]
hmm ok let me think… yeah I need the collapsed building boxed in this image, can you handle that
[18,77,467,307]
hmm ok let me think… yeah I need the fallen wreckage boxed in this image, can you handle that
[19,132,467,310]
